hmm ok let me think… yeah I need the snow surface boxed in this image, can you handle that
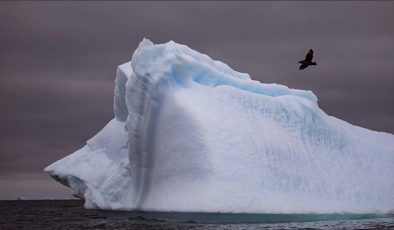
[45,39,394,213]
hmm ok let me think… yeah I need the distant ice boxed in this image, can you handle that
[45,39,394,213]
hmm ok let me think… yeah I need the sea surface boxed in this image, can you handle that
[1,200,393,229]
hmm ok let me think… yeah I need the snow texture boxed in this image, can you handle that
[45,39,394,214]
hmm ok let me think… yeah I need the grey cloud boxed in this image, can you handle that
[0,2,393,199]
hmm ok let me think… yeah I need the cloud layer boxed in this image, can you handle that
[0,2,393,199]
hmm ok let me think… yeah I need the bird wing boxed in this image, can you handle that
[305,49,313,62]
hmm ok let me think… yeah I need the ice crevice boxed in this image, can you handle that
[45,38,394,213]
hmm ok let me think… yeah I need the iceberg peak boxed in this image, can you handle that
[131,39,317,103]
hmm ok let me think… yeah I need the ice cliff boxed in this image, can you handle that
[45,39,394,213]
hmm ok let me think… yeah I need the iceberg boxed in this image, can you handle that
[45,39,394,214]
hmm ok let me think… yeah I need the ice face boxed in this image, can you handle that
[45,39,394,213]
[45,64,133,210]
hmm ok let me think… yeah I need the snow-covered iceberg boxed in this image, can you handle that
[45,39,394,214]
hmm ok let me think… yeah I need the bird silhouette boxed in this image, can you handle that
[298,49,317,70]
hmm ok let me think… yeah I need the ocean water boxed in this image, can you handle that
[1,200,393,229]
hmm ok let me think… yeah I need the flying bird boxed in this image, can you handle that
[298,49,317,70]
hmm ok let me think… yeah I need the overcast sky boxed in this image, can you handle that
[0,2,393,199]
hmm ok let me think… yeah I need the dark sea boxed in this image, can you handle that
[1,200,393,229]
